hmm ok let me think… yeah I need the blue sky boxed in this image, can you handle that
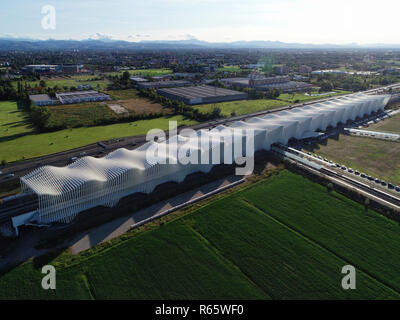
[0,0,399,44]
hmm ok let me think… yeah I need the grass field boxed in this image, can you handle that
[195,99,289,117]
[106,68,173,77]
[0,101,35,140]
[218,66,243,72]
[0,115,197,163]
[1,170,400,299]
[46,89,167,129]
[303,134,400,185]
[369,112,400,134]
[47,103,118,128]
[277,91,350,104]
[15,75,110,90]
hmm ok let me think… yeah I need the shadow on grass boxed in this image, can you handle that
[32,248,66,270]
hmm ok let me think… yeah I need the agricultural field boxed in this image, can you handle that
[1,170,399,299]
[368,112,400,134]
[194,99,289,117]
[218,65,243,72]
[46,89,169,129]
[303,134,400,186]
[105,89,168,115]
[47,103,118,128]
[0,115,197,163]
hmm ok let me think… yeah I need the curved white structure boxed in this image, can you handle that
[21,93,391,224]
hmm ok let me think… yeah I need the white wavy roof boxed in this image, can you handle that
[20,93,391,223]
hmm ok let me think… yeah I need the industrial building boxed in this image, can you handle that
[29,94,56,106]
[157,85,248,105]
[29,90,110,106]
[56,91,111,104]
[130,76,148,83]
[13,93,389,229]
[21,64,84,74]
[137,80,191,90]
[221,75,313,93]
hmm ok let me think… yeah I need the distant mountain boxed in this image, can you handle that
[0,38,399,51]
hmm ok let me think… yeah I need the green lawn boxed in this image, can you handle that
[14,76,110,90]
[277,91,350,104]
[195,99,289,117]
[105,89,140,100]
[47,103,118,129]
[0,115,197,163]
[303,134,400,186]
[106,69,173,77]
[0,101,35,140]
[1,170,399,299]
[369,112,400,134]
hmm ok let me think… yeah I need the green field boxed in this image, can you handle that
[277,91,350,104]
[303,134,400,186]
[0,101,35,140]
[15,75,110,90]
[218,66,243,72]
[369,112,400,134]
[195,99,289,117]
[107,68,173,77]
[47,103,118,129]
[0,114,196,162]
[1,170,400,299]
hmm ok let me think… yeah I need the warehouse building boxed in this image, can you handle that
[28,94,56,106]
[21,64,83,74]
[255,81,313,93]
[56,91,111,104]
[137,80,191,89]
[222,75,313,93]
[157,85,248,105]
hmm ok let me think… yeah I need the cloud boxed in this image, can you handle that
[88,33,115,41]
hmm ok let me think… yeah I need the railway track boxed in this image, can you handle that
[320,167,400,208]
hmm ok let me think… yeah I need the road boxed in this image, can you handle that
[0,83,399,183]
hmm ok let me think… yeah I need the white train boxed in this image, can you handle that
[20,93,390,225]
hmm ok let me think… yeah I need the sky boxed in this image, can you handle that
[0,0,399,44]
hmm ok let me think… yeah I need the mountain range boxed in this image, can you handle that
[1,38,400,51]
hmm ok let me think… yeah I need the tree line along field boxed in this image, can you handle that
[303,134,400,186]
[1,170,400,299]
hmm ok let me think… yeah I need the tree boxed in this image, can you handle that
[31,106,51,130]
[364,198,370,210]
[211,106,222,118]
